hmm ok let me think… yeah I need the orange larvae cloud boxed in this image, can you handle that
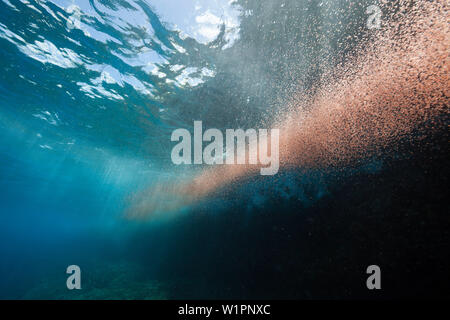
[127,0,449,219]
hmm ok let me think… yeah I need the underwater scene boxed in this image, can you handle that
[0,0,448,299]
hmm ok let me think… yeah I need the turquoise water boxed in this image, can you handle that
[0,0,310,299]
[1,0,448,299]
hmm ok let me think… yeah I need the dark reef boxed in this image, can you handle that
[127,128,449,299]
